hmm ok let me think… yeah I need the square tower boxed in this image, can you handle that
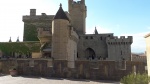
[68,0,87,34]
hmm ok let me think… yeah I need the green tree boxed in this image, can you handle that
[120,72,150,84]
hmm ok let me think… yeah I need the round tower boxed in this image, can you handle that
[52,4,70,59]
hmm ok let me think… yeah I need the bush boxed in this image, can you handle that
[120,72,150,84]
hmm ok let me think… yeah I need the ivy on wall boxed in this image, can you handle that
[23,23,39,41]
[0,42,40,56]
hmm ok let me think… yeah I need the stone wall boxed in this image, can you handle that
[0,59,146,81]
[68,0,86,34]
[145,33,150,76]
[106,36,132,61]
[77,34,113,59]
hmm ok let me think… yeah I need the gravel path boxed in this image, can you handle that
[0,75,120,84]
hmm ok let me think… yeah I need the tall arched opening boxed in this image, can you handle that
[85,48,96,60]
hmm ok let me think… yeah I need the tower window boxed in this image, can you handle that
[90,36,93,39]
[85,36,88,39]
[121,50,122,55]
[100,37,103,40]
[43,28,50,31]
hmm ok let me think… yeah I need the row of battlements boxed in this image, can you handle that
[70,0,85,5]
[106,36,133,44]
[23,15,54,22]
[107,36,132,40]
[78,34,113,40]
[132,55,146,59]
[23,9,54,22]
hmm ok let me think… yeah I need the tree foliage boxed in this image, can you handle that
[120,72,150,84]
[23,23,39,41]
[0,42,40,56]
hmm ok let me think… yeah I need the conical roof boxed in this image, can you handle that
[53,4,69,21]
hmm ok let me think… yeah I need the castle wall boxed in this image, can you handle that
[68,0,86,34]
[67,39,77,68]
[32,52,42,58]
[52,19,70,60]
[67,28,78,68]
[77,34,113,60]
[22,10,54,41]
[0,59,146,80]
[37,27,52,45]
[106,36,132,61]
[131,54,147,64]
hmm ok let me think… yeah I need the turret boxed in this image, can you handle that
[52,4,70,59]
[68,0,86,34]
[106,36,133,61]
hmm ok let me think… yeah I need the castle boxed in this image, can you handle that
[0,0,146,80]
[23,0,132,62]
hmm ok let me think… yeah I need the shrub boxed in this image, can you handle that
[120,72,150,84]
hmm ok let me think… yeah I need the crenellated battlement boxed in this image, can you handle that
[78,33,113,40]
[73,1,82,4]
[106,36,133,44]
[23,9,54,22]
[69,0,85,5]
[68,0,86,34]
[68,0,86,12]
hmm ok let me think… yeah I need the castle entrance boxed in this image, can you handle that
[85,48,95,60]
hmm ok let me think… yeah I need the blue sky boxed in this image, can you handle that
[0,0,149,53]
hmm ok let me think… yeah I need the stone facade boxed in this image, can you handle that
[22,0,132,62]
[131,53,147,64]
[0,0,143,81]
[68,0,86,34]
[23,10,54,41]
[145,33,150,76]
[0,59,146,80]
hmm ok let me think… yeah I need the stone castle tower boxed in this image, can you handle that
[68,0,86,34]
[52,4,78,68]
[22,0,133,62]
[0,0,145,81]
